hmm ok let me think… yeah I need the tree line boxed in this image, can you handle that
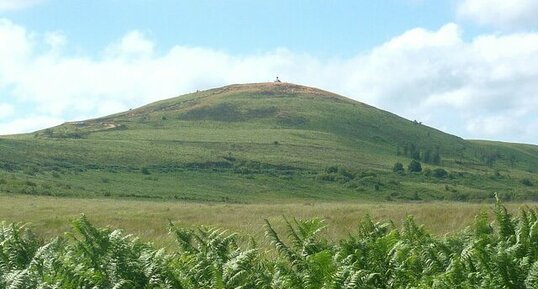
[396,143,441,165]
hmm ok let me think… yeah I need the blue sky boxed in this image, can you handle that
[6,0,457,56]
[1,0,538,144]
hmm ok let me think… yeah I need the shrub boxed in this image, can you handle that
[141,167,151,175]
[432,168,448,178]
[325,166,338,174]
[338,168,354,180]
[317,167,355,183]
[392,162,404,173]
[521,178,534,186]
[24,180,37,187]
[408,160,422,173]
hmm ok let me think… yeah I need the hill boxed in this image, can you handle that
[1,82,537,202]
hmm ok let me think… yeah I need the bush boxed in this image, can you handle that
[432,168,448,178]
[24,180,37,187]
[338,168,354,180]
[141,167,151,175]
[325,166,338,174]
[392,162,404,173]
[521,178,534,186]
[317,166,354,183]
[408,160,422,173]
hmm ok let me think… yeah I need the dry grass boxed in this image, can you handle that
[1,194,534,248]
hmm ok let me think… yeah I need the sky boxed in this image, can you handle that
[1,0,538,144]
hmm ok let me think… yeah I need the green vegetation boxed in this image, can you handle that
[432,168,448,178]
[1,81,536,287]
[2,199,538,288]
[392,162,404,174]
[407,160,422,173]
[0,194,502,248]
[0,82,537,202]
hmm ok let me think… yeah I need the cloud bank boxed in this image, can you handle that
[1,19,538,144]
[457,0,538,29]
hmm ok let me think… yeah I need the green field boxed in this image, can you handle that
[1,83,537,203]
[1,82,538,245]
[2,197,538,288]
[0,193,532,249]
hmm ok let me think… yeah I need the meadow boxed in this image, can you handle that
[1,83,538,205]
[0,193,532,248]
[2,196,538,288]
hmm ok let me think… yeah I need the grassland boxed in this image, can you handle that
[0,82,537,247]
[1,193,534,249]
[4,199,538,288]
[1,83,537,204]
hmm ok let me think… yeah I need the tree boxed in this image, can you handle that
[423,149,432,163]
[393,162,404,173]
[432,147,441,165]
[411,150,421,161]
[408,160,422,173]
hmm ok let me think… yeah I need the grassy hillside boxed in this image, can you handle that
[1,82,537,202]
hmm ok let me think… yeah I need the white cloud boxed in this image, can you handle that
[0,0,43,11]
[0,103,13,118]
[0,19,32,86]
[466,114,522,137]
[1,19,538,144]
[0,115,63,135]
[105,31,154,58]
[342,23,538,143]
[457,0,538,29]
[44,31,67,51]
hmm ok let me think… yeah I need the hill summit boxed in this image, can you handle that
[1,82,538,202]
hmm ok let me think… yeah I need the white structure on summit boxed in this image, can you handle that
[274,76,281,83]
